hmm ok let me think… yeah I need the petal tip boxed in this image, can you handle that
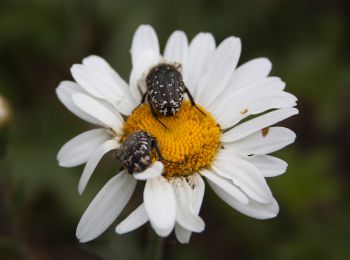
[115,225,123,234]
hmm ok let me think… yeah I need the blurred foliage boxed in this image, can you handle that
[0,0,350,259]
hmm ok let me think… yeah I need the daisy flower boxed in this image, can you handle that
[56,24,298,244]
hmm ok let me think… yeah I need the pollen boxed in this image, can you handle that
[123,101,221,178]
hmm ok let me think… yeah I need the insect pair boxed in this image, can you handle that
[115,63,201,174]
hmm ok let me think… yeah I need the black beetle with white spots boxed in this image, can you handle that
[114,130,163,174]
[141,63,204,127]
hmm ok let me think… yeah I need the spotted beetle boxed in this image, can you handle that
[141,63,204,128]
[114,130,162,174]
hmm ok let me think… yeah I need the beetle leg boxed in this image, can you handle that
[137,78,147,96]
[112,151,117,160]
[184,87,206,115]
[141,92,147,103]
[112,149,120,161]
[151,138,163,162]
[113,151,125,172]
[151,138,184,165]
[147,95,168,129]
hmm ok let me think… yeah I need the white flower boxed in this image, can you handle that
[56,24,298,244]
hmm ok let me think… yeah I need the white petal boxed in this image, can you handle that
[78,139,119,194]
[133,161,164,180]
[131,25,159,65]
[225,127,296,155]
[71,63,124,106]
[213,151,273,203]
[232,198,279,219]
[260,77,286,91]
[228,58,272,93]
[214,89,297,129]
[210,77,287,117]
[56,81,101,125]
[210,77,295,123]
[82,55,129,94]
[81,55,136,114]
[174,173,205,244]
[188,173,205,213]
[72,93,124,134]
[115,204,148,234]
[76,171,136,243]
[175,224,192,244]
[129,50,161,103]
[57,129,109,167]
[114,99,135,117]
[183,32,215,94]
[209,178,279,219]
[144,176,176,237]
[221,107,298,143]
[201,169,248,204]
[196,37,241,107]
[245,155,288,177]
[164,30,188,65]
[173,178,205,232]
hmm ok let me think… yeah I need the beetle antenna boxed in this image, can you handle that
[161,158,185,165]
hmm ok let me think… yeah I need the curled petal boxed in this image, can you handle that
[173,178,205,233]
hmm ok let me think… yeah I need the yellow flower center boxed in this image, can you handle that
[123,101,220,178]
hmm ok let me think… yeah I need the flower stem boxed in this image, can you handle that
[146,227,164,260]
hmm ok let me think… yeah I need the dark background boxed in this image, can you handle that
[0,0,349,259]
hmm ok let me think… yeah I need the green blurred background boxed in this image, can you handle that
[0,0,349,259]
